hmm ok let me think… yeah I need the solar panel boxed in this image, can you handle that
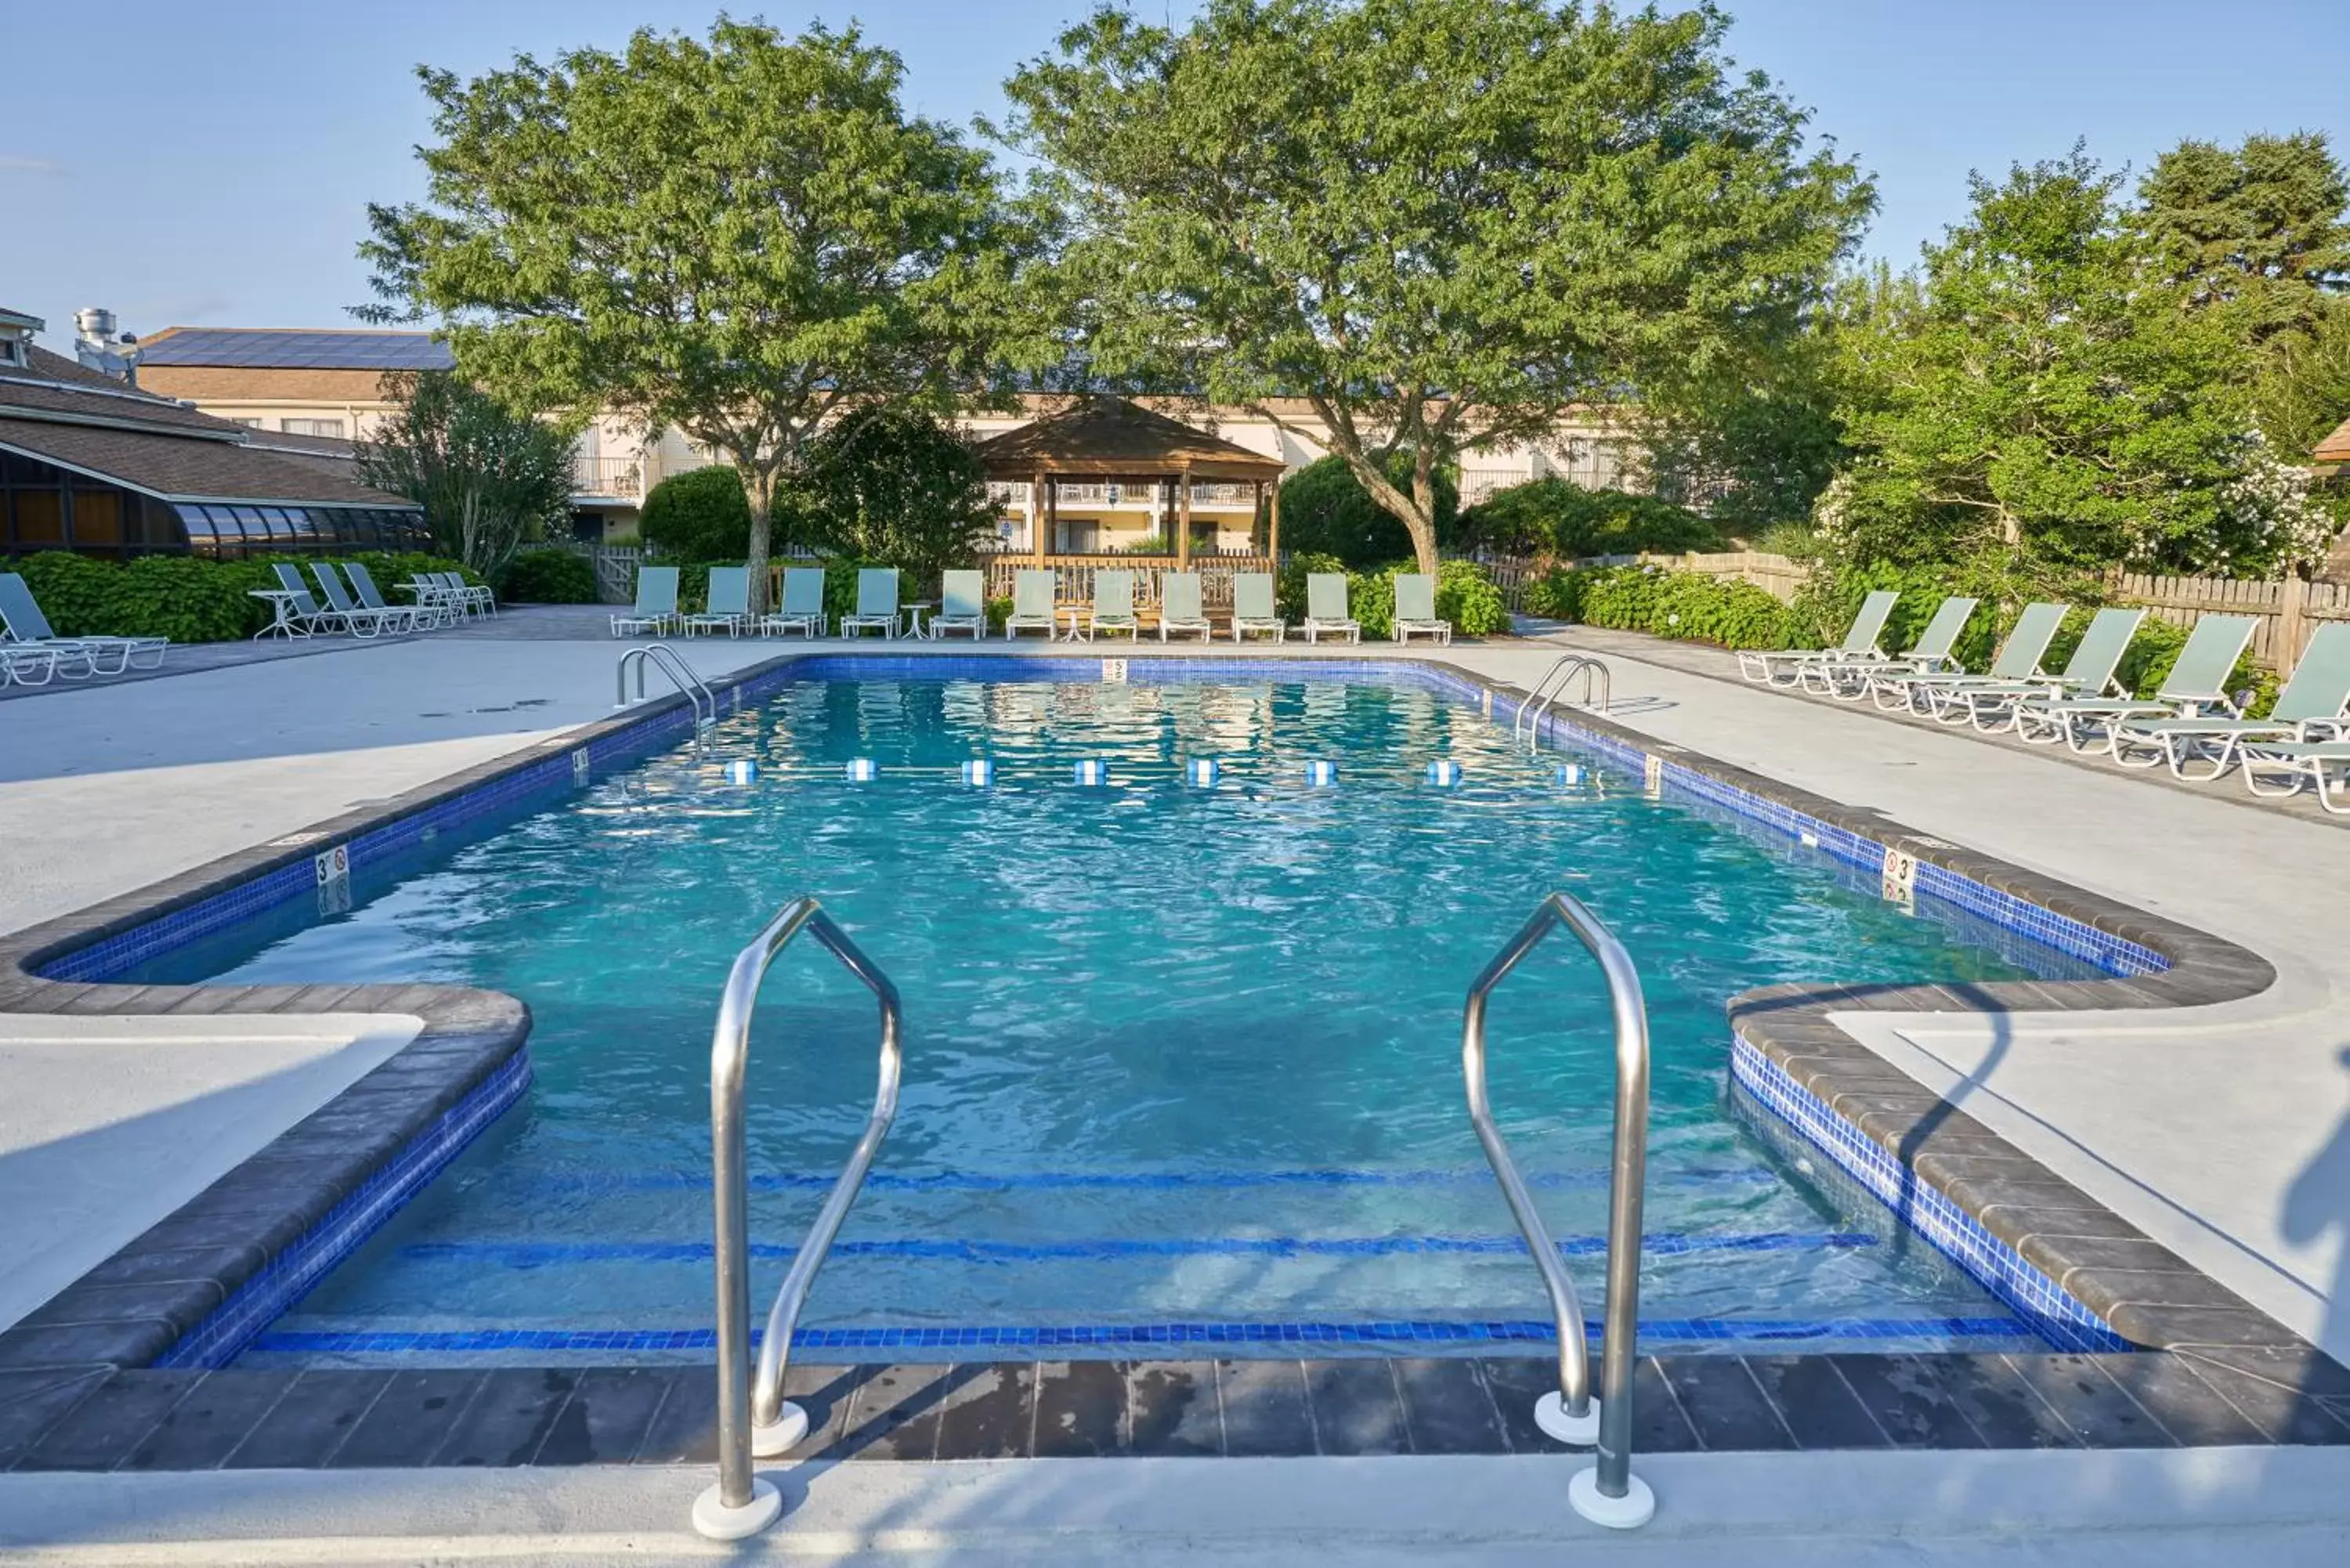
[137,329,456,371]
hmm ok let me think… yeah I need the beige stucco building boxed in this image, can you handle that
[131,325,1640,550]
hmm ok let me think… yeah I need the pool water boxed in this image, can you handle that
[136,670,2099,1362]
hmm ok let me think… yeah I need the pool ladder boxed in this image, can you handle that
[1513,654,1611,750]
[616,644,718,731]
[694,898,903,1541]
[1463,892,1655,1528]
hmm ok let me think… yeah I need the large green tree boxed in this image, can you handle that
[996,0,1871,573]
[2136,132,2350,349]
[360,20,1029,609]
[355,371,575,573]
[789,406,999,582]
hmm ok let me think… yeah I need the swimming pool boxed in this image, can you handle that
[128,660,2108,1364]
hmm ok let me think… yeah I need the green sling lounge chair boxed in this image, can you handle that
[929,570,987,639]
[1950,607,2144,735]
[685,566,750,636]
[1231,573,1284,643]
[2118,621,2350,780]
[1158,572,1213,642]
[1886,603,2069,722]
[612,566,680,637]
[762,568,828,638]
[0,571,168,677]
[840,568,901,638]
[1303,573,1359,644]
[1825,595,1981,701]
[1738,591,1898,687]
[1083,570,1141,641]
[312,562,414,638]
[345,562,429,631]
[1005,569,1058,639]
[1392,573,1451,645]
[2014,613,2258,754]
[270,562,356,636]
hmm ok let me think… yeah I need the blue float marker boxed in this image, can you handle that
[1426,759,1464,787]
[1303,759,1339,787]
[1555,763,1585,789]
[960,758,995,787]
[844,757,879,782]
[1073,758,1109,786]
[723,759,758,787]
[1187,757,1220,788]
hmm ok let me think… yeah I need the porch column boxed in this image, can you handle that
[1267,479,1282,564]
[1032,469,1049,564]
[1177,466,1192,568]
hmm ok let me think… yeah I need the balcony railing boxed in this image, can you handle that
[985,480,1265,511]
[573,455,645,499]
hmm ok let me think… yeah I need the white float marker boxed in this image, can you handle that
[1303,759,1339,787]
[1187,757,1221,787]
[1426,759,1464,787]
[960,759,995,787]
[1073,758,1108,786]
[844,757,879,782]
[1555,763,1585,789]
[724,759,758,786]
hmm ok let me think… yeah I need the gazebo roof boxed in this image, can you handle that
[974,396,1287,481]
[2316,412,2350,470]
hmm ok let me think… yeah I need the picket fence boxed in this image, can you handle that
[2102,569,2350,669]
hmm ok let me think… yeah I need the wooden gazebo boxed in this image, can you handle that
[972,396,1289,569]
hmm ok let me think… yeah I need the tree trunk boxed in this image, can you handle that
[740,461,776,614]
[1332,447,1440,574]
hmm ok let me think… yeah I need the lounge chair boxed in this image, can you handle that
[1881,602,2069,721]
[928,570,987,639]
[1820,595,1978,699]
[1303,573,1360,644]
[345,562,434,630]
[2117,622,2350,780]
[2238,734,2350,815]
[2013,613,2258,754]
[1157,572,1213,641]
[1005,569,1058,639]
[685,566,750,636]
[1737,591,1899,687]
[2,642,62,686]
[1945,607,2146,735]
[436,570,495,616]
[1079,570,1141,641]
[312,562,414,638]
[762,568,828,638]
[1231,573,1284,643]
[1392,573,1452,645]
[840,568,900,638]
[269,562,358,636]
[0,572,169,676]
[612,566,681,636]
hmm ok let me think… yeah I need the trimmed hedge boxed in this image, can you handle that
[1275,553,1509,638]
[495,547,598,604]
[9,551,479,642]
[640,466,751,563]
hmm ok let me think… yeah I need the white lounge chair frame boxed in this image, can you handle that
[2013,614,2258,754]
[1079,570,1141,641]
[1157,572,1213,641]
[761,568,829,638]
[2117,622,2350,780]
[685,567,752,637]
[929,570,988,639]
[613,566,682,636]
[1392,573,1452,645]
[1005,569,1058,639]
[1737,591,1898,687]
[1302,573,1360,644]
[0,572,169,675]
[840,569,900,639]
[1231,573,1284,643]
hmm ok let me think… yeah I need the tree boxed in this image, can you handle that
[789,405,998,581]
[995,0,1871,573]
[1826,151,2294,573]
[360,20,1029,610]
[1276,453,1457,566]
[354,371,574,573]
[2137,132,2350,349]
[639,465,752,563]
[1455,476,1721,558]
[1635,325,1846,533]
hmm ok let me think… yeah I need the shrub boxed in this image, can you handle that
[788,406,996,582]
[1277,453,1457,566]
[1455,477,1724,559]
[1535,564,1802,651]
[8,550,475,641]
[1435,561,1511,636]
[495,547,598,603]
[640,465,751,562]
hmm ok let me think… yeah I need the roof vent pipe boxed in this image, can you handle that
[74,307,139,385]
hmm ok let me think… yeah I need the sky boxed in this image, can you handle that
[3,0,2347,352]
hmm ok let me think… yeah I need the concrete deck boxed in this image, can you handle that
[1,614,2343,1369]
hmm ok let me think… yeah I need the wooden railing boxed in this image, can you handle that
[981,553,1274,608]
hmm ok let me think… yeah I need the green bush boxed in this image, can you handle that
[495,547,598,603]
[1455,477,1724,558]
[1436,561,1511,636]
[640,465,751,562]
[1530,564,1802,651]
[1276,453,1457,567]
[9,550,475,641]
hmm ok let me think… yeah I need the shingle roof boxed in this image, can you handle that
[0,346,238,433]
[972,396,1287,479]
[135,327,455,371]
[2316,414,2350,467]
[0,417,412,507]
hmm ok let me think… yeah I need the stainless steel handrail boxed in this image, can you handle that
[1514,654,1611,748]
[617,643,717,728]
[1462,891,1655,1528]
[693,898,903,1541]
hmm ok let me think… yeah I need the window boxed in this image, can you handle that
[230,417,263,428]
[0,338,24,368]
[280,417,345,438]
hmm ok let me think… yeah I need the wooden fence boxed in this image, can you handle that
[2102,569,2350,669]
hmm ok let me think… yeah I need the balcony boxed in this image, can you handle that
[986,480,1266,512]
[573,455,645,500]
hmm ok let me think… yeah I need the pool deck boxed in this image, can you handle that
[1,611,2345,1547]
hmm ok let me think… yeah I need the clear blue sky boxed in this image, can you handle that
[5,1,2346,352]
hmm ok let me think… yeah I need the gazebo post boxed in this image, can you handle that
[1032,468,1050,565]
[1177,465,1192,569]
[1268,481,1282,565]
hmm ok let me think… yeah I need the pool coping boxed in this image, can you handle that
[1,645,2345,1472]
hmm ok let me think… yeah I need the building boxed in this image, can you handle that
[130,323,1643,552]
[0,309,425,559]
